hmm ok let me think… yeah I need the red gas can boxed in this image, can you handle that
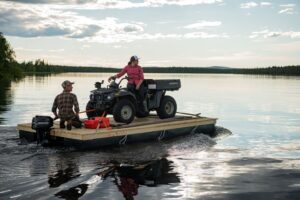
[84,117,110,129]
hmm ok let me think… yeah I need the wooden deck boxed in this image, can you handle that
[17,115,217,141]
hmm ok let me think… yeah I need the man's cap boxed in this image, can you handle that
[130,55,140,62]
[61,80,74,88]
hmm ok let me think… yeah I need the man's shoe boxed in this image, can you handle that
[60,121,65,129]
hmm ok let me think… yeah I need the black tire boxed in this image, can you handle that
[86,101,106,118]
[113,99,136,123]
[157,95,177,119]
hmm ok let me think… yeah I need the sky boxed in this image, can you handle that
[0,0,299,68]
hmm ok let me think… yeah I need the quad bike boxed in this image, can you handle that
[86,77,181,124]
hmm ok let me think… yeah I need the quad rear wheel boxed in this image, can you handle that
[157,95,177,119]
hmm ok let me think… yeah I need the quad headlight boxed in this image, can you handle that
[106,94,113,100]
[90,93,94,100]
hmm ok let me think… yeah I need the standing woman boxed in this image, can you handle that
[108,55,147,111]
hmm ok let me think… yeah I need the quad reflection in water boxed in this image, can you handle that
[52,158,179,200]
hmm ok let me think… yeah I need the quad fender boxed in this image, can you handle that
[114,90,137,105]
[149,90,165,109]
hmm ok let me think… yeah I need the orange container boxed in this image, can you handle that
[84,117,110,129]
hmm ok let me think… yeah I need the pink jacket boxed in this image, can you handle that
[116,65,144,85]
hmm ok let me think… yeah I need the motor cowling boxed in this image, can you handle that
[32,116,53,131]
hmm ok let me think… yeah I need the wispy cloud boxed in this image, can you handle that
[183,32,228,39]
[279,4,296,14]
[250,29,300,39]
[278,8,295,14]
[240,2,258,9]
[88,32,229,43]
[14,47,43,52]
[280,4,296,7]
[49,49,65,52]
[241,1,272,9]
[3,0,224,9]
[260,2,272,6]
[183,20,222,30]
[15,47,65,53]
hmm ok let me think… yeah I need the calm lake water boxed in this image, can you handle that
[0,73,300,200]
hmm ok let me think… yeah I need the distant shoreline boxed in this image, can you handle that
[19,64,300,76]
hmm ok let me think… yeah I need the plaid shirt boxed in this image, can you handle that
[52,92,79,120]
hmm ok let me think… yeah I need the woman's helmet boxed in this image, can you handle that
[130,55,139,62]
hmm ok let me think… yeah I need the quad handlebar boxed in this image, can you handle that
[95,76,130,89]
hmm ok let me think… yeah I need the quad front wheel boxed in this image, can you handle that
[113,99,136,124]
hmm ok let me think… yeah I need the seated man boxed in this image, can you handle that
[52,80,82,130]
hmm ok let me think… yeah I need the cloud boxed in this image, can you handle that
[3,0,77,3]
[250,30,300,39]
[278,8,295,14]
[280,4,296,8]
[14,47,65,52]
[278,4,296,14]
[0,2,96,37]
[144,0,223,6]
[183,20,222,30]
[0,1,229,43]
[87,32,229,44]
[183,32,228,39]
[49,49,65,52]
[240,1,272,9]
[260,2,272,6]
[0,2,145,39]
[240,2,258,9]
[14,47,43,52]
[3,0,224,9]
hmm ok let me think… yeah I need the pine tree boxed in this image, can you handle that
[0,32,16,69]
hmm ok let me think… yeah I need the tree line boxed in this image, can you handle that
[18,59,119,73]
[144,66,300,75]
[19,62,300,76]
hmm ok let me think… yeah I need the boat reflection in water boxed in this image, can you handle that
[53,158,179,200]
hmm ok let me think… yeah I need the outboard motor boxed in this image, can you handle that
[32,116,54,145]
